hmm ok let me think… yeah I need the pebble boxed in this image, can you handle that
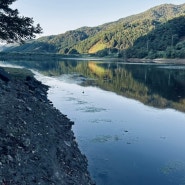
[64,141,71,147]
[26,107,32,111]
[7,155,14,162]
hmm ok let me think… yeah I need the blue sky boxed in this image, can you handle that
[12,0,185,37]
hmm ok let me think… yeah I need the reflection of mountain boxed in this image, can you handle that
[2,59,185,112]
[83,63,185,112]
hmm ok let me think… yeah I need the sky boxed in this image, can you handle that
[12,0,185,37]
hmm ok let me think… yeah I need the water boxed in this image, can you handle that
[1,59,185,185]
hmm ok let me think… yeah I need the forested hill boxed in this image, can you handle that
[4,3,185,59]
[127,16,185,59]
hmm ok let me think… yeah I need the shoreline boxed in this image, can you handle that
[2,52,185,65]
[0,67,95,185]
[126,58,185,64]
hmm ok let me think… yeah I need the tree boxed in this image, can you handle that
[0,0,42,43]
[68,48,79,55]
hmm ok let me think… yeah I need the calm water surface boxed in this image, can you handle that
[1,59,185,185]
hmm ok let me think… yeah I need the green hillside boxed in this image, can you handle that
[3,3,185,59]
[74,4,185,54]
[126,16,185,59]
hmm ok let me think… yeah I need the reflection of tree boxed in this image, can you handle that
[3,59,185,112]
[125,65,185,102]
[80,62,185,112]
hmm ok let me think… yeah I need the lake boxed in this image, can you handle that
[1,59,185,185]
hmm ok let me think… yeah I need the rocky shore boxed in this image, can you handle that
[0,67,95,185]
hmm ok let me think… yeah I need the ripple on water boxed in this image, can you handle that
[65,97,77,101]
[160,161,185,175]
[90,119,112,124]
[160,160,185,184]
[76,106,107,113]
[91,135,122,143]
[76,100,88,105]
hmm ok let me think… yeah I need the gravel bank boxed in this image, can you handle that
[0,67,95,185]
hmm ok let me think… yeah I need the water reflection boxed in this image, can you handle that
[1,59,185,112]
[2,59,185,185]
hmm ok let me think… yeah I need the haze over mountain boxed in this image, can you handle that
[3,3,185,59]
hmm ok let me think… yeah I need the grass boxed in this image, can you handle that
[3,67,33,80]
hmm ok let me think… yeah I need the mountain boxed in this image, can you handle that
[4,27,102,54]
[73,3,185,55]
[3,3,185,58]
[127,15,185,59]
